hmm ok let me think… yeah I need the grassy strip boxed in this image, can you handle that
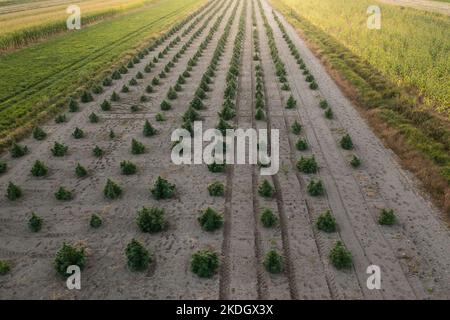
[0,0,206,148]
[272,1,450,214]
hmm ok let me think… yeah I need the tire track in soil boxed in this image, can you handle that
[263,0,422,299]
[218,0,246,300]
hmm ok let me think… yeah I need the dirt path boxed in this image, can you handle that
[0,0,449,300]
[377,0,450,16]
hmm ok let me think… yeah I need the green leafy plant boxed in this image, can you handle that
[80,90,93,103]
[111,91,120,101]
[125,239,151,271]
[89,112,99,123]
[10,142,28,158]
[307,179,324,196]
[316,210,336,232]
[198,208,223,231]
[91,85,103,94]
[255,108,265,120]
[28,213,43,232]
[155,113,165,122]
[0,161,6,174]
[120,160,137,175]
[92,146,104,157]
[319,100,328,109]
[295,139,308,151]
[31,160,48,177]
[340,134,354,150]
[90,214,102,228]
[378,209,396,226]
[55,187,73,201]
[297,156,318,174]
[258,179,274,198]
[104,179,122,200]
[151,176,175,200]
[51,142,68,157]
[55,114,67,123]
[160,100,171,111]
[75,163,87,178]
[143,120,157,137]
[101,100,111,111]
[121,85,129,93]
[261,208,277,228]
[0,260,10,275]
[309,81,318,90]
[6,182,22,200]
[325,108,333,119]
[54,243,86,277]
[131,139,146,154]
[167,87,177,100]
[350,155,361,168]
[329,241,352,269]
[207,181,225,197]
[72,127,84,139]
[291,121,302,135]
[131,104,139,112]
[109,129,115,139]
[146,85,154,93]
[137,207,167,233]
[129,78,138,86]
[263,250,283,274]
[208,162,226,173]
[190,249,219,278]
[33,127,47,140]
[286,95,297,109]
[68,98,79,112]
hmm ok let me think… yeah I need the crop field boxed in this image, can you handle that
[0,0,449,301]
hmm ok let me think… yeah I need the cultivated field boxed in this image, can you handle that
[0,0,449,300]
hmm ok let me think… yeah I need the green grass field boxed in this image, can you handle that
[0,0,205,146]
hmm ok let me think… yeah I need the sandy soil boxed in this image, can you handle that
[0,0,449,300]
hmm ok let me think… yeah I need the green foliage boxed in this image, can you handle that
[208,162,226,173]
[167,87,177,100]
[101,100,111,111]
[104,179,122,200]
[207,181,225,197]
[6,182,22,200]
[155,113,165,122]
[258,179,274,198]
[264,250,283,274]
[307,179,324,196]
[145,85,154,93]
[33,127,47,140]
[90,214,102,228]
[286,95,297,109]
[316,210,336,232]
[160,100,171,111]
[31,160,48,177]
[68,98,79,112]
[129,78,138,86]
[54,243,86,278]
[72,127,84,139]
[55,114,67,124]
[51,142,68,157]
[120,160,137,175]
[261,208,277,228]
[28,213,43,232]
[137,207,167,233]
[109,129,115,139]
[75,163,88,178]
[125,239,151,272]
[309,81,318,90]
[350,155,361,168]
[143,120,157,137]
[291,121,302,135]
[295,139,308,151]
[131,104,139,112]
[10,142,28,158]
[340,134,354,150]
[92,145,104,157]
[91,85,103,94]
[319,100,328,109]
[152,77,160,86]
[297,156,318,173]
[255,108,265,120]
[190,249,219,278]
[216,118,233,136]
[55,187,73,201]
[198,207,224,232]
[324,108,333,119]
[151,176,175,200]
[0,260,10,275]
[131,138,145,154]
[111,91,120,101]
[80,90,93,103]
[378,209,396,226]
[0,161,6,174]
[89,112,99,123]
[190,96,204,110]
[121,85,129,93]
[329,241,352,269]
